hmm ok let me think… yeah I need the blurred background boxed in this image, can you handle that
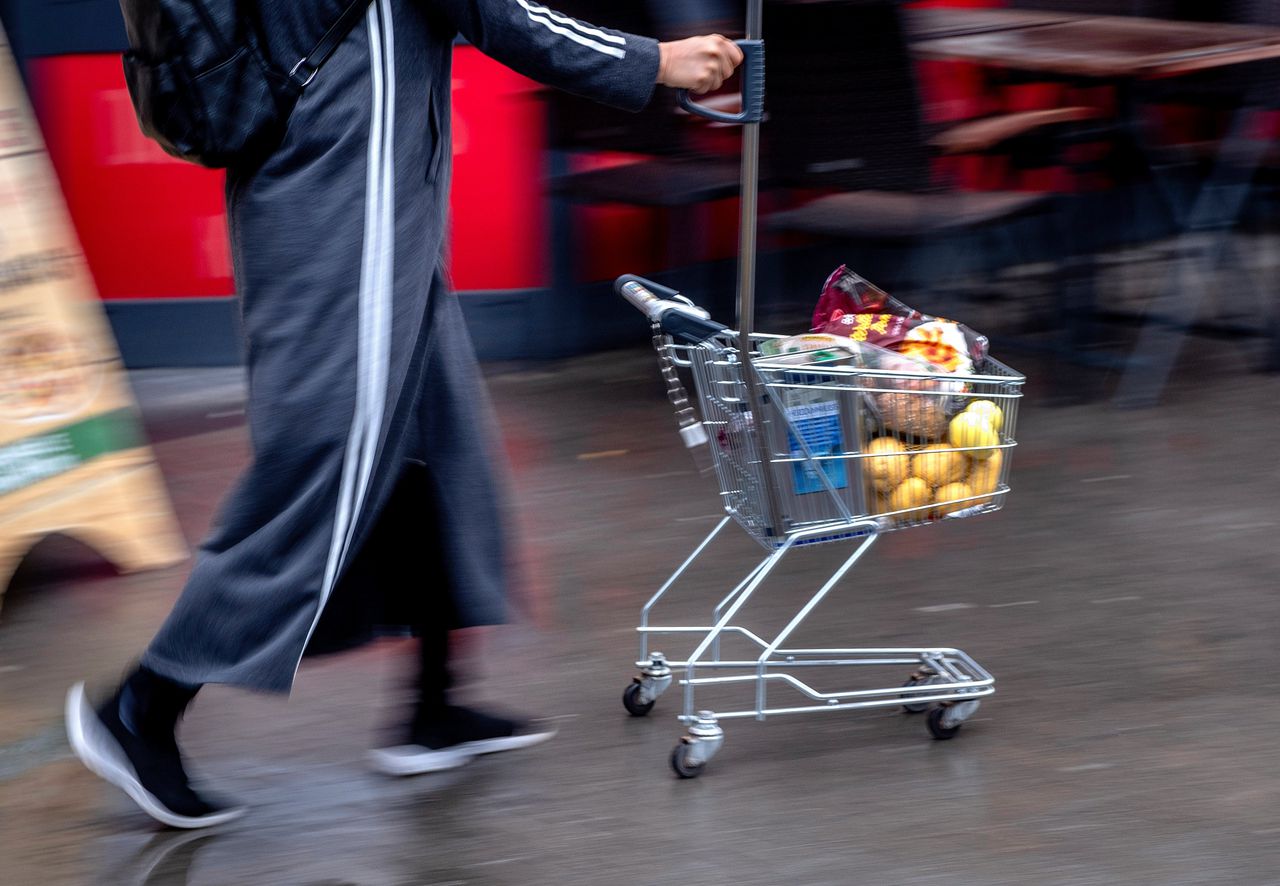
[2,1,1280,883]
[2,0,1278,401]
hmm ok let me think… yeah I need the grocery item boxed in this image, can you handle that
[948,412,999,458]
[863,436,911,492]
[934,482,974,517]
[912,443,967,487]
[898,321,974,376]
[968,449,1003,506]
[888,476,932,519]
[964,399,1004,432]
[759,333,957,385]
[873,390,949,440]
[780,389,849,496]
[758,334,858,366]
[811,266,988,375]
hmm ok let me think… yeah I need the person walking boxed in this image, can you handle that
[66,0,743,829]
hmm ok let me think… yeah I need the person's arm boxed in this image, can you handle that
[434,0,743,111]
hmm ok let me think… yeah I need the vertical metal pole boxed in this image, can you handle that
[737,0,786,536]
[736,133,762,348]
[736,0,764,348]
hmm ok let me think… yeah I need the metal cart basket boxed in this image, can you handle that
[613,0,1026,778]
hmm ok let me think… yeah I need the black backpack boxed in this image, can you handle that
[118,0,371,169]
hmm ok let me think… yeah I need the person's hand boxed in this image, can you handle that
[657,35,744,95]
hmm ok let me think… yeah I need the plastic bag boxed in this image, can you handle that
[811,266,988,376]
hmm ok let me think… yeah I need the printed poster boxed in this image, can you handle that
[0,26,186,612]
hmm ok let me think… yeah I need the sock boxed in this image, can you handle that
[116,665,201,740]
[412,619,452,729]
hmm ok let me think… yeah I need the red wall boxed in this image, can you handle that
[447,48,549,291]
[30,55,233,300]
[28,46,552,300]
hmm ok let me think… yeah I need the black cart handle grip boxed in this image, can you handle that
[677,39,765,126]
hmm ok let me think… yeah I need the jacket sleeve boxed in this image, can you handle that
[432,0,661,112]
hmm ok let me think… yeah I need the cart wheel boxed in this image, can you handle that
[900,674,941,714]
[671,743,705,779]
[927,706,963,740]
[622,682,655,717]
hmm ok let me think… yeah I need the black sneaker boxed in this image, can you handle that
[367,705,556,776]
[65,682,246,829]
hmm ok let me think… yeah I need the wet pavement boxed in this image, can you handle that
[2,333,1279,885]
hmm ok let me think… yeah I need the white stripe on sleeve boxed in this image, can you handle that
[514,0,626,58]
[515,0,625,44]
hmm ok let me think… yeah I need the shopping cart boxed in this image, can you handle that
[613,0,1025,778]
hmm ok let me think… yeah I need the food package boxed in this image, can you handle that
[811,266,988,376]
[760,333,955,380]
[757,334,858,366]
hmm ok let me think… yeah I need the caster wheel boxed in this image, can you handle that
[671,742,705,779]
[622,681,655,717]
[900,673,942,714]
[927,705,963,740]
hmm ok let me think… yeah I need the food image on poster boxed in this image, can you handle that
[0,326,100,422]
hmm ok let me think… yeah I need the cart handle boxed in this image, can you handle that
[677,39,765,126]
[615,274,728,345]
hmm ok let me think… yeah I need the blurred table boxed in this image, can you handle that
[913,10,1280,405]
[904,7,1085,42]
[913,13,1280,79]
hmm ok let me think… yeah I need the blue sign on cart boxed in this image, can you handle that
[786,400,847,495]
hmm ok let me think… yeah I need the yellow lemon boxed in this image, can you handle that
[968,449,1004,505]
[911,443,967,488]
[949,412,999,460]
[864,437,911,492]
[888,477,933,519]
[934,482,974,517]
[964,400,1004,432]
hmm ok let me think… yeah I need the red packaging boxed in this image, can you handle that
[811,266,988,375]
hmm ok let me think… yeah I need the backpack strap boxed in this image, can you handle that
[288,0,375,88]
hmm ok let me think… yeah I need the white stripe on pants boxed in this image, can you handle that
[297,0,397,675]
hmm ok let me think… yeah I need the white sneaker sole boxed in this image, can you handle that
[366,745,475,777]
[455,729,557,756]
[368,727,556,777]
[64,683,246,830]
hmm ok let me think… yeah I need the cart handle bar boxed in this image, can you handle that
[677,39,765,125]
[615,275,728,345]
